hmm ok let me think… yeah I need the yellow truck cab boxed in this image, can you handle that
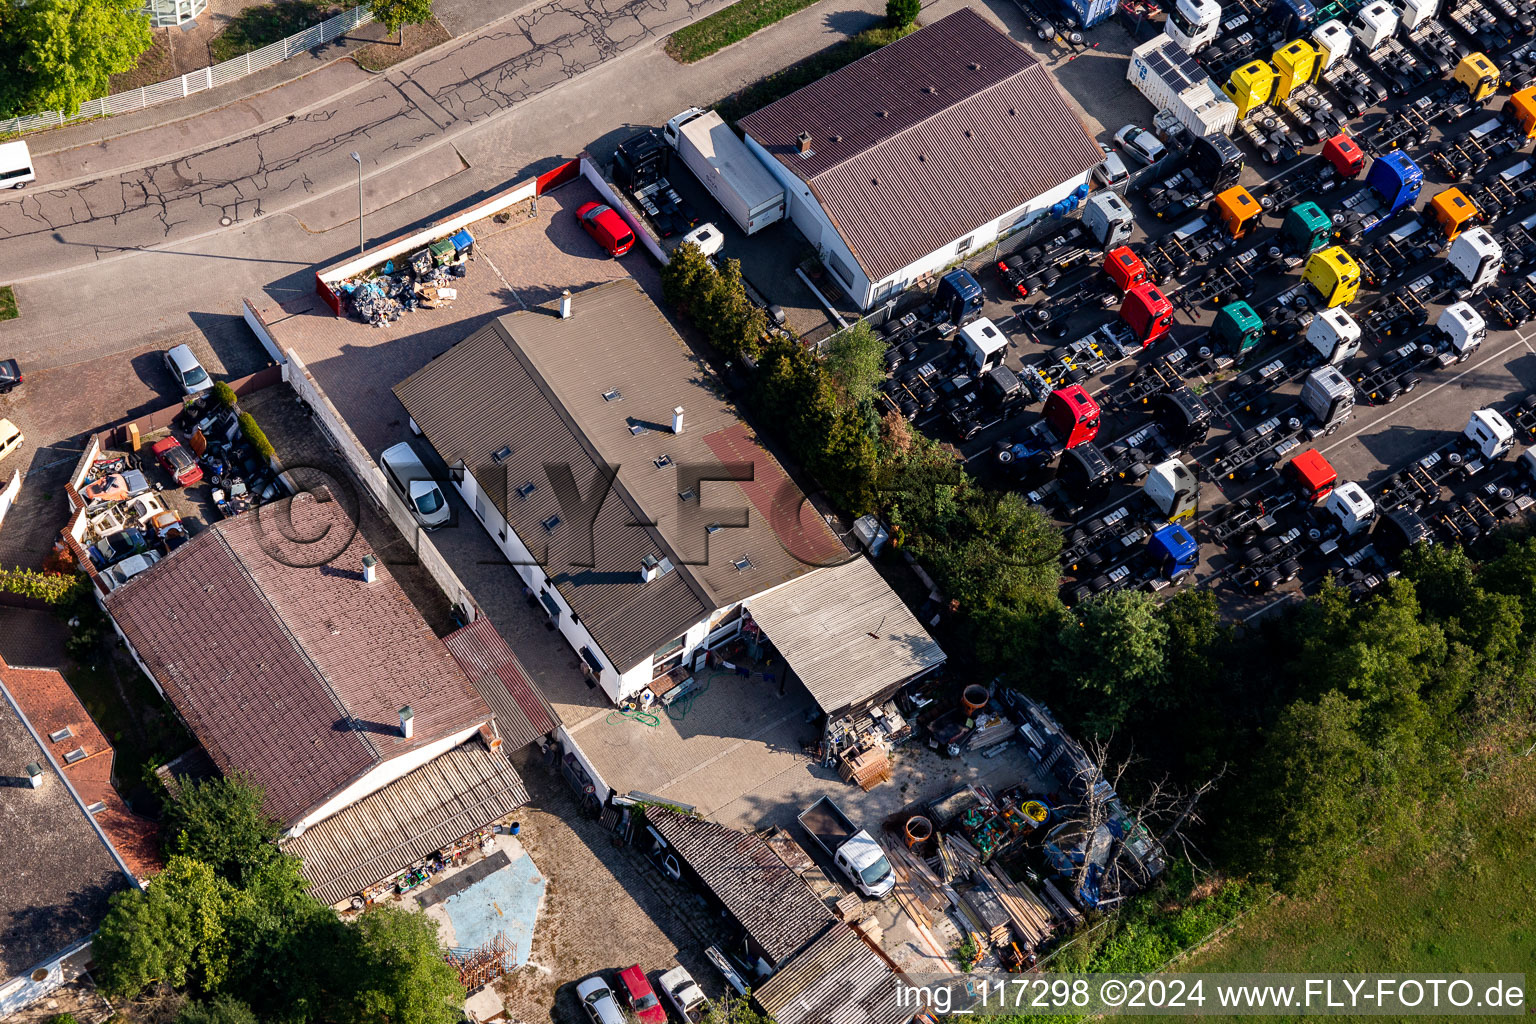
[1272,39,1321,100]
[1454,52,1500,102]
[1303,246,1362,308]
[1225,60,1277,117]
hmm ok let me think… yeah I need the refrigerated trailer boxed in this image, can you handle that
[663,108,787,235]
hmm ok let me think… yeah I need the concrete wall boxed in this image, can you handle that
[292,724,482,833]
[0,470,19,535]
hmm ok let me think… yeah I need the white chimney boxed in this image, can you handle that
[362,554,377,584]
[672,406,685,434]
[25,762,43,789]
[399,706,414,739]
[560,290,572,319]
[641,554,661,583]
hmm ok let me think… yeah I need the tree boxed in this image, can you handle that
[162,777,282,886]
[699,994,772,1024]
[661,243,716,317]
[344,906,465,1024]
[1054,590,1169,734]
[0,0,152,118]
[697,257,767,361]
[176,995,259,1024]
[885,0,921,27]
[823,321,886,406]
[366,0,435,44]
[94,857,244,998]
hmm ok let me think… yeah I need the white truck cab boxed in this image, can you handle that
[1325,481,1377,535]
[1145,457,1199,523]
[1449,228,1502,294]
[1307,308,1363,365]
[1436,302,1486,359]
[1166,0,1222,51]
[1465,408,1515,459]
[959,318,1010,375]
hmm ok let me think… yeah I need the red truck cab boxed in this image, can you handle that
[1322,134,1364,179]
[1105,246,1149,292]
[1043,385,1101,450]
[1284,448,1338,502]
[1121,282,1175,346]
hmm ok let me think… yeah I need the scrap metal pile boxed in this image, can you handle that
[340,230,474,327]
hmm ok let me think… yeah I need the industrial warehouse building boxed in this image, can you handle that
[739,7,1103,309]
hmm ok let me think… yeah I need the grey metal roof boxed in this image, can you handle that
[745,556,945,715]
[755,923,908,1024]
[648,808,835,965]
[738,8,1101,282]
[393,280,843,674]
[284,738,528,906]
[444,618,558,748]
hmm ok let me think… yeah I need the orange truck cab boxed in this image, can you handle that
[1322,133,1364,178]
[1043,385,1102,450]
[1429,187,1480,240]
[1105,246,1150,292]
[1283,448,1338,502]
[1505,86,1536,139]
[1214,185,1264,238]
[1121,282,1176,346]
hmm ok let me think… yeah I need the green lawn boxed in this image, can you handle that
[1186,750,1536,988]
[666,0,825,63]
[0,285,17,321]
[208,0,340,63]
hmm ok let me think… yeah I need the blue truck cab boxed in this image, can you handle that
[936,269,983,326]
[1369,151,1424,217]
[1149,523,1200,580]
[1273,0,1316,37]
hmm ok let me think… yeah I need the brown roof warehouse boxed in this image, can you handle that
[738,8,1102,309]
[105,491,548,906]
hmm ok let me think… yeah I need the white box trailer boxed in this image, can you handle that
[1129,36,1239,139]
[663,108,786,236]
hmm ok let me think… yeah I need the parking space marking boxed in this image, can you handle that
[1321,332,1532,457]
[1243,592,1299,622]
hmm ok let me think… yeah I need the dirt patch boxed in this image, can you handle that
[353,16,451,72]
[209,0,341,63]
[109,32,178,93]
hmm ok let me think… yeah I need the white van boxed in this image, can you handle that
[380,441,449,529]
[0,142,35,191]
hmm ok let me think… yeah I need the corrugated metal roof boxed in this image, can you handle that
[745,557,945,714]
[394,281,843,673]
[755,923,909,1024]
[285,739,528,906]
[648,808,835,965]
[738,8,1101,282]
[106,493,490,824]
[444,618,557,748]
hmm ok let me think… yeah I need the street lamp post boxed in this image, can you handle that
[350,152,364,256]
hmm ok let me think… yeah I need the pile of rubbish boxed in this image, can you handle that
[338,229,474,327]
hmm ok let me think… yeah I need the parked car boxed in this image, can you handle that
[164,344,213,396]
[379,441,449,529]
[1092,144,1131,187]
[576,202,636,257]
[574,976,626,1024]
[617,966,666,1024]
[656,965,708,1022]
[81,469,151,504]
[101,550,160,590]
[125,493,169,527]
[146,509,189,550]
[92,528,147,568]
[0,419,21,463]
[0,358,21,394]
[1114,124,1167,166]
[152,436,203,486]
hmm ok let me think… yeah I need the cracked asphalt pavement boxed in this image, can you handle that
[0,0,712,280]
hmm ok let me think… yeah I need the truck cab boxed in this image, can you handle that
[1435,301,1486,359]
[1282,201,1335,255]
[1106,246,1150,291]
[1148,523,1200,580]
[1121,282,1176,345]
[1353,0,1398,52]
[1084,192,1135,249]
[1044,385,1102,449]
[1214,300,1265,356]
[1454,52,1501,102]
[1191,134,1245,192]
[1145,457,1200,521]
[1306,307,1363,364]
[1272,39,1322,100]
[1303,246,1362,307]
[959,318,1009,374]
[1300,364,1356,433]
[613,129,669,190]
[1465,408,1515,459]
[1322,134,1364,179]
[1429,188,1480,241]
[936,269,984,325]
[1284,448,1338,501]
[1311,19,1352,71]
[1449,228,1502,293]
[1214,185,1263,238]
[1166,0,1221,50]
[1225,60,1277,117]
[1324,481,1376,535]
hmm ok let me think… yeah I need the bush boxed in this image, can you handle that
[212,381,237,409]
[0,567,84,605]
[885,0,920,26]
[666,0,822,63]
[237,413,274,462]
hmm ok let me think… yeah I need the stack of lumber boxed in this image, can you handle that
[836,891,865,921]
[876,839,950,960]
[967,712,1016,751]
[1041,878,1086,927]
[979,864,1055,948]
[958,875,1011,945]
[838,743,892,790]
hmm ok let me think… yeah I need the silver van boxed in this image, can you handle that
[380,441,449,529]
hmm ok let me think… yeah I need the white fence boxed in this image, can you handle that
[282,347,481,623]
[0,470,19,535]
[0,6,373,137]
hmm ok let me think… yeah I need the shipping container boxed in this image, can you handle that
[1061,0,1117,28]
[1129,37,1240,138]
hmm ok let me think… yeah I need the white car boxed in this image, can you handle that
[0,419,22,464]
[102,550,161,591]
[1092,144,1131,187]
[657,965,709,1022]
[380,441,449,529]
[575,976,626,1024]
[165,344,213,396]
[1114,124,1168,166]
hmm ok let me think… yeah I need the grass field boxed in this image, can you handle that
[1186,749,1536,986]
[0,285,17,321]
[665,0,824,63]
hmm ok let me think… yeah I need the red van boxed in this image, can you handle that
[577,202,635,257]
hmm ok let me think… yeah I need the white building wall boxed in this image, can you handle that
[292,723,481,833]
[742,131,1091,309]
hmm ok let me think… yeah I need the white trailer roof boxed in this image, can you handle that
[678,111,784,211]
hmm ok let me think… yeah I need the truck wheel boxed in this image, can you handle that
[1260,569,1284,591]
